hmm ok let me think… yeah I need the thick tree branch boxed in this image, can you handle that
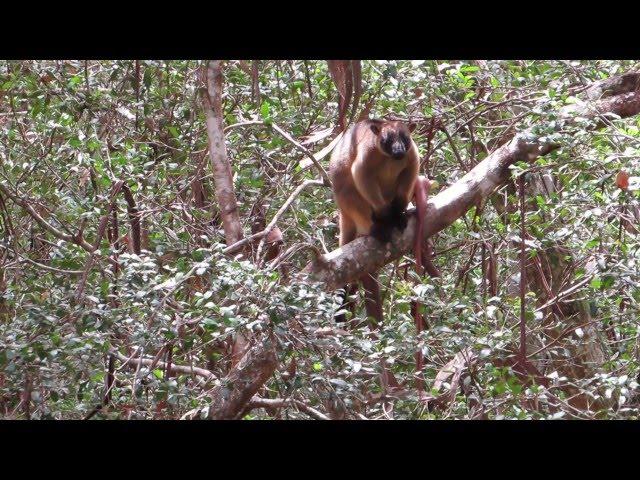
[192,71,640,421]
[584,71,640,100]
[207,333,278,419]
[203,60,244,246]
[301,79,640,291]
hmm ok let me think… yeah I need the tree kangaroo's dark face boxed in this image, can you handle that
[370,120,417,160]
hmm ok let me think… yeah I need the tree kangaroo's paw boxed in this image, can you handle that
[370,221,392,244]
[393,211,408,232]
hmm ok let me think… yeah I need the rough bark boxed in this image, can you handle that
[208,334,278,419]
[301,82,640,291]
[584,71,640,101]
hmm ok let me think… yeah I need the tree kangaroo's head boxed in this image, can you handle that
[369,119,417,160]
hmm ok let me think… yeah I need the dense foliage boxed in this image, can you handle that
[0,60,639,419]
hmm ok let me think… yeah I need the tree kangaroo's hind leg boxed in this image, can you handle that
[335,213,357,323]
[361,273,383,328]
[335,202,384,328]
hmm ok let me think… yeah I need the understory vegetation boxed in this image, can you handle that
[0,60,639,419]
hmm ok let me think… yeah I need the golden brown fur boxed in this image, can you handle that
[330,119,419,244]
[329,118,420,324]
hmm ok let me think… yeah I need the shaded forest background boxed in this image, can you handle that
[1,60,639,420]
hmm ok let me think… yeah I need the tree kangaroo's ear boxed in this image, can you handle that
[370,123,381,135]
[408,122,417,133]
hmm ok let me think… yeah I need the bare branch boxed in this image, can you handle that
[255,179,324,264]
[224,179,323,259]
[203,60,244,246]
[112,350,217,380]
[0,245,84,275]
[0,182,94,252]
[208,334,278,419]
[301,84,640,291]
[271,122,331,186]
[247,396,330,420]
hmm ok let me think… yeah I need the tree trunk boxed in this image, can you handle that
[202,60,243,246]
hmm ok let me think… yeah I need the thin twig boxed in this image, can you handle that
[247,396,330,420]
[147,264,200,327]
[255,179,324,265]
[271,122,331,186]
[534,274,595,313]
[518,175,528,365]
[111,350,217,380]
[0,246,84,275]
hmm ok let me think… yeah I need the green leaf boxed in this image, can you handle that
[291,80,305,91]
[260,102,270,120]
[584,238,600,249]
[143,68,153,89]
[167,126,180,138]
